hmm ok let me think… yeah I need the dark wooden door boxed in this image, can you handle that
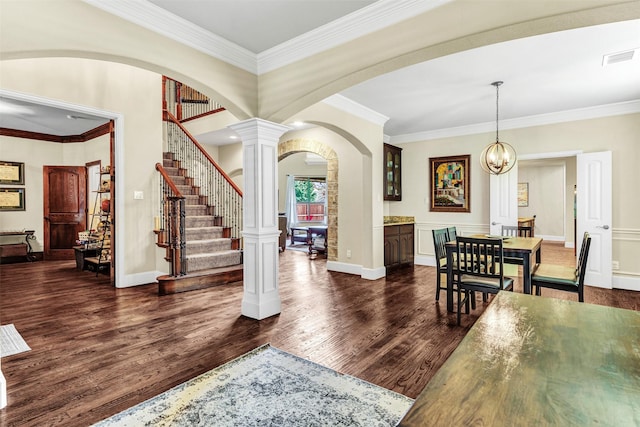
[43,166,87,260]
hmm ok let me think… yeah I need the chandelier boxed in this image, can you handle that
[480,81,516,175]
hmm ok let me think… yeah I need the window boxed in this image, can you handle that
[295,177,326,223]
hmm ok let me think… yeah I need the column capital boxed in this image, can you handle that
[229,118,291,142]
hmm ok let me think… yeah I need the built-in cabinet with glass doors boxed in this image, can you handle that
[383,143,402,201]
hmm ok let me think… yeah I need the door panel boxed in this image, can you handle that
[489,162,518,235]
[44,166,87,260]
[577,151,612,288]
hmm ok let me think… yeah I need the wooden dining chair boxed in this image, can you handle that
[454,236,514,325]
[432,228,450,301]
[532,232,591,302]
[446,226,457,241]
[517,226,533,237]
[501,225,518,237]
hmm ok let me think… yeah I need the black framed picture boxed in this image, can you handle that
[0,161,25,185]
[0,187,25,211]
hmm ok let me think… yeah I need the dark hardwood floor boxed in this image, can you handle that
[1,242,638,426]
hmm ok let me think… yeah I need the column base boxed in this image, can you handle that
[241,297,282,320]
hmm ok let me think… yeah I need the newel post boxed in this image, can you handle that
[229,119,291,320]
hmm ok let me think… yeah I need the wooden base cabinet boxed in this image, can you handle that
[384,223,414,273]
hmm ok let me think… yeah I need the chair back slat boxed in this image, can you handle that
[455,236,506,286]
[576,232,591,280]
[501,225,518,237]
[518,226,533,237]
[432,228,448,263]
[446,226,457,241]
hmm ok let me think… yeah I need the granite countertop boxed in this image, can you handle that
[383,216,415,226]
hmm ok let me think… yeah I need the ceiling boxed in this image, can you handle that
[1,1,639,145]
[0,97,109,136]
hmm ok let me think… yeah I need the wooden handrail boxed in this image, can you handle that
[180,108,226,123]
[163,110,243,196]
[155,163,185,199]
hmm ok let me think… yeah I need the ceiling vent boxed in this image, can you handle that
[602,49,636,66]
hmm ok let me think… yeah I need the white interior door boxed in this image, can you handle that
[489,162,518,235]
[577,151,612,288]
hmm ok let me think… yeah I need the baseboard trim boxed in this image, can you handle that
[613,274,640,292]
[118,270,166,288]
[326,260,361,276]
[414,255,435,267]
[362,266,385,280]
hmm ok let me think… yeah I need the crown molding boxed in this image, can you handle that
[256,0,453,74]
[83,0,452,76]
[82,0,258,73]
[389,100,640,144]
[322,94,389,127]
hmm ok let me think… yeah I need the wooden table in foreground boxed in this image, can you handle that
[399,292,640,426]
[445,236,542,312]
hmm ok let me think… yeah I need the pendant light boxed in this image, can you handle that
[480,81,516,175]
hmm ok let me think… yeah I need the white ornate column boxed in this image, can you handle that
[229,118,290,320]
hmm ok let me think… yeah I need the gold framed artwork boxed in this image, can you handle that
[0,187,25,211]
[518,182,529,207]
[0,161,25,185]
[429,154,470,213]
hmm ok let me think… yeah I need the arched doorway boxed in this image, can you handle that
[278,138,338,261]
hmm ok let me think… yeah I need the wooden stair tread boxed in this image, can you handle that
[157,263,242,280]
[157,264,243,295]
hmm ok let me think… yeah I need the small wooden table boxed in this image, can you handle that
[445,236,542,312]
[400,292,640,426]
[290,227,310,245]
[0,230,36,262]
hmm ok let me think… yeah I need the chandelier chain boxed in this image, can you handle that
[496,83,499,142]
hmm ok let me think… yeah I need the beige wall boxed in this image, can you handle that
[389,113,640,280]
[1,58,164,284]
[1,0,638,285]
[0,0,257,120]
[519,162,565,238]
[281,126,367,266]
[217,142,244,191]
[259,1,634,123]
[285,101,386,273]
[0,135,108,252]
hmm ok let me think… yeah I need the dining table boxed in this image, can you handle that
[445,235,542,313]
[399,291,640,426]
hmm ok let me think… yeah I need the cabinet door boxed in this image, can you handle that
[399,225,414,265]
[384,226,400,267]
[383,143,402,201]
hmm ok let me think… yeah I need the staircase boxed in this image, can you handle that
[156,152,243,295]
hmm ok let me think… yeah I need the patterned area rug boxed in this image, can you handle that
[0,324,31,357]
[93,344,414,426]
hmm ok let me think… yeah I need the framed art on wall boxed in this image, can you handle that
[429,154,470,213]
[518,182,529,207]
[0,161,25,185]
[0,187,25,211]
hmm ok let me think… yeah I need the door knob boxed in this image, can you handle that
[491,221,500,226]
[596,225,610,230]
